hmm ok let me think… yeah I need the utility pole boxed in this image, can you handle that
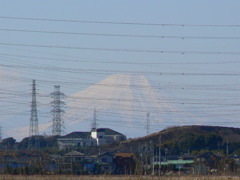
[138,143,143,175]
[226,139,229,156]
[51,85,65,136]
[0,125,2,142]
[28,79,39,150]
[152,141,155,176]
[150,140,154,175]
[159,135,161,176]
[144,142,147,175]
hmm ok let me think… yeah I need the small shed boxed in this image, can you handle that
[114,152,135,175]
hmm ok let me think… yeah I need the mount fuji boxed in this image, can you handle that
[63,74,189,138]
[5,74,194,141]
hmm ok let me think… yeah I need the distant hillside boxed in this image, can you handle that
[3,125,240,156]
[75,125,240,156]
[117,125,240,155]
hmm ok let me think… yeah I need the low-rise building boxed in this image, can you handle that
[114,152,135,175]
[58,128,126,150]
[58,132,96,150]
[97,152,115,174]
[60,151,86,174]
[194,152,223,175]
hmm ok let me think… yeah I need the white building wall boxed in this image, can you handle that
[58,138,97,150]
[91,129,106,145]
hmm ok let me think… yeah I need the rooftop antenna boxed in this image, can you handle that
[28,80,39,150]
[51,85,65,136]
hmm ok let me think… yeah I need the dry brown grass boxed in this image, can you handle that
[0,175,239,180]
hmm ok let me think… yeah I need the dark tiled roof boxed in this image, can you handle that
[198,152,222,158]
[98,152,114,157]
[97,128,124,136]
[59,128,124,139]
[60,131,91,139]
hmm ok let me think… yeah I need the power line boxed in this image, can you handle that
[1,42,240,55]
[1,16,240,27]
[1,53,239,65]
[1,63,240,76]
[1,28,240,40]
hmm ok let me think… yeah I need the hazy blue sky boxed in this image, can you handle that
[0,1,240,140]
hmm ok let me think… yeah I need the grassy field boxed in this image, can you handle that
[0,176,239,180]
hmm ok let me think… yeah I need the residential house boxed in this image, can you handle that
[59,151,97,174]
[58,128,126,150]
[58,132,96,150]
[60,150,85,174]
[97,152,115,174]
[91,128,126,145]
[194,152,222,175]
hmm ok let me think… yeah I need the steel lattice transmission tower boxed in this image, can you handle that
[28,79,39,150]
[51,85,65,136]
[91,108,98,131]
[145,112,150,135]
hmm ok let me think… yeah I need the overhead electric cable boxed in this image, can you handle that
[0,28,240,40]
[0,16,240,27]
[1,53,239,65]
[1,42,240,55]
[1,63,240,76]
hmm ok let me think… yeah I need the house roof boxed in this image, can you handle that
[198,152,222,159]
[59,128,125,139]
[115,152,134,158]
[98,152,114,157]
[64,151,85,156]
[60,132,91,139]
[97,128,124,136]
